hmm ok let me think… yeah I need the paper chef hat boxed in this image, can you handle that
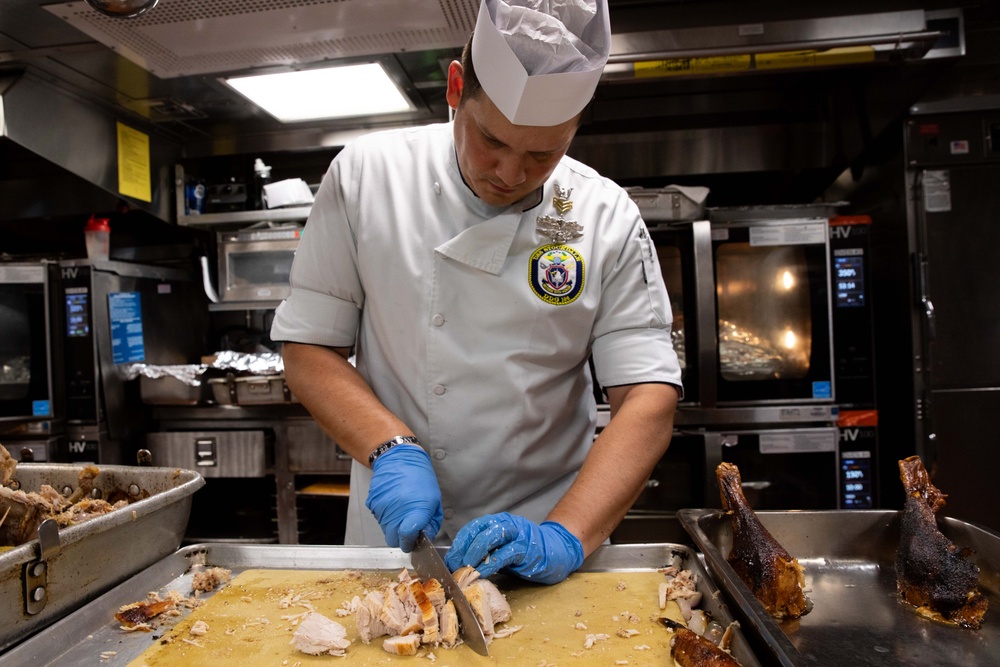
[471,0,611,126]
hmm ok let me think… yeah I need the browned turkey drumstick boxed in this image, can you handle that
[717,462,810,620]
[895,455,988,629]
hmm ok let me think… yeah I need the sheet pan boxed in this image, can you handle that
[1,542,762,666]
[0,464,203,652]
[679,509,999,666]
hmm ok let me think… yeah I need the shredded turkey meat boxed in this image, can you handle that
[0,444,140,548]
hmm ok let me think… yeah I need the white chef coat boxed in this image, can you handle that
[270,122,681,545]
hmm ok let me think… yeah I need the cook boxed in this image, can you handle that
[271,0,681,585]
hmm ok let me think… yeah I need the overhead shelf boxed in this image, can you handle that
[179,206,311,228]
[175,164,311,227]
[207,300,282,312]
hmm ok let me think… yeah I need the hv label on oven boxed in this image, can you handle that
[759,431,837,454]
[749,222,826,246]
[108,292,145,364]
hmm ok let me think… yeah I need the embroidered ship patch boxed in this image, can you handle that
[529,244,585,305]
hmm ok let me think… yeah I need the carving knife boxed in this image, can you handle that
[410,532,489,656]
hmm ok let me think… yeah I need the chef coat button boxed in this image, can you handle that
[432,313,445,327]
[433,449,446,460]
[433,384,446,395]
[444,508,455,520]
[433,182,441,195]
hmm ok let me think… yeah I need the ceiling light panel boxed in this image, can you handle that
[45,0,479,78]
[225,63,415,122]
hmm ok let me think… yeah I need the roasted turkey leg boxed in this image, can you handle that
[895,455,988,629]
[717,462,809,619]
[668,624,742,667]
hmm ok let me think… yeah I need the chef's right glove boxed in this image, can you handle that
[365,444,443,552]
[444,512,584,585]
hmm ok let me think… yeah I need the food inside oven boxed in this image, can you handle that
[715,243,812,381]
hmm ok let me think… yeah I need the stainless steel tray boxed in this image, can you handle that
[679,509,1000,666]
[2,542,762,666]
[0,464,204,652]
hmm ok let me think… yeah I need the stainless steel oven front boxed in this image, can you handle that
[612,424,841,544]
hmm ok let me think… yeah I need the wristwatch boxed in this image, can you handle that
[368,435,420,466]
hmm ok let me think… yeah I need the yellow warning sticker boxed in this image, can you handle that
[756,47,875,70]
[634,55,752,78]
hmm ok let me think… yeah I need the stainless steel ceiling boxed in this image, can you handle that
[1,0,997,212]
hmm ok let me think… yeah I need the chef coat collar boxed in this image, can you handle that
[446,133,544,215]
[436,133,544,275]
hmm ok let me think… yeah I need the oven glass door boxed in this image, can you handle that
[629,433,708,513]
[713,220,834,404]
[719,427,840,509]
[613,432,710,543]
[0,265,54,420]
[649,223,705,404]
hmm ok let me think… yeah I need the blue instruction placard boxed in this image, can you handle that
[108,292,145,364]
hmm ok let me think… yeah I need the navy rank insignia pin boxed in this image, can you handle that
[536,183,583,244]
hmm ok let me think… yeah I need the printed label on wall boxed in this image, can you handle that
[749,222,827,246]
[760,431,838,454]
[923,170,952,212]
[117,122,152,203]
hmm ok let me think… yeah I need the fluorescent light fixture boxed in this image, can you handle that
[225,62,413,122]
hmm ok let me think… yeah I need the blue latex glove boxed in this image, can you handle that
[444,512,584,585]
[365,444,443,552]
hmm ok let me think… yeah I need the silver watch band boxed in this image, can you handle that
[368,435,420,466]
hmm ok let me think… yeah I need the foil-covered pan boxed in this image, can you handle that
[679,509,1000,666]
[0,464,204,651]
[2,542,762,665]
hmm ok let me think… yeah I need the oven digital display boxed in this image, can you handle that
[65,292,90,337]
[834,254,865,307]
[840,449,873,508]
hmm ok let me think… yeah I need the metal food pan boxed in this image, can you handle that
[208,375,297,405]
[678,509,1000,666]
[2,542,762,666]
[0,464,204,652]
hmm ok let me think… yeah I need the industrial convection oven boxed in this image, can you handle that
[613,199,849,542]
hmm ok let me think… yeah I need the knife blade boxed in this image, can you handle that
[410,532,489,656]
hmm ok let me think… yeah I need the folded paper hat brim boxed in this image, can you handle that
[471,0,608,127]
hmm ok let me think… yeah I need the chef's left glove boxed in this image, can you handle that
[366,444,444,553]
[444,512,584,585]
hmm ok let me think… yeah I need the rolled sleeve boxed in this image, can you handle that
[271,288,360,347]
[589,194,683,396]
[592,326,682,395]
[270,146,364,348]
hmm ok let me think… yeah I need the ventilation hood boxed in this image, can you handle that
[42,0,478,79]
[43,1,954,80]
[0,0,983,216]
[0,72,177,222]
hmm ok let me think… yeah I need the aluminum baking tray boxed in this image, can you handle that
[0,464,204,652]
[1,542,762,666]
[679,509,1000,666]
